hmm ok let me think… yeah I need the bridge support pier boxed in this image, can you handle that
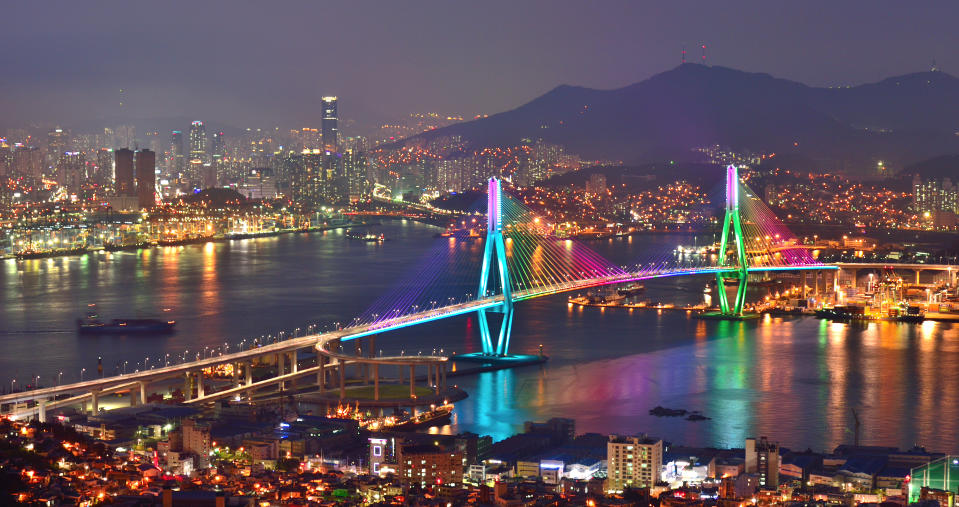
[409,365,415,398]
[477,177,516,356]
[196,372,204,398]
[183,372,192,401]
[339,364,345,400]
[90,390,100,414]
[139,382,147,405]
[318,356,326,393]
[715,165,749,317]
[245,361,253,386]
[373,364,379,401]
[38,399,46,423]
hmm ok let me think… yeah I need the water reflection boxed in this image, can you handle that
[1,224,958,452]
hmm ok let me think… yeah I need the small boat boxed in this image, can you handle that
[391,403,453,431]
[77,307,175,335]
[345,230,386,242]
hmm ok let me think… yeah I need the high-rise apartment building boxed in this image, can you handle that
[114,148,135,197]
[322,96,338,152]
[55,151,85,193]
[606,435,662,492]
[135,149,156,209]
[745,437,780,488]
[397,441,463,487]
[47,127,69,168]
[913,174,958,216]
[94,148,113,186]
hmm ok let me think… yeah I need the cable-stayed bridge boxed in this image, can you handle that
[0,165,836,420]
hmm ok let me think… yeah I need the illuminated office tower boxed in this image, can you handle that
[189,121,207,162]
[322,96,338,152]
[135,149,156,208]
[187,121,207,187]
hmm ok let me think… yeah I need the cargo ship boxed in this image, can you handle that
[77,307,176,334]
[16,246,88,259]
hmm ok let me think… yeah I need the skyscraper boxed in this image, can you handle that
[135,149,156,209]
[114,148,135,197]
[170,130,185,175]
[95,148,113,186]
[188,121,207,188]
[189,121,207,163]
[47,127,68,168]
[322,96,338,152]
[209,131,225,187]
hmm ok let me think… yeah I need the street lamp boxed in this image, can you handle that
[10,379,15,393]
[57,371,63,386]
[81,368,86,382]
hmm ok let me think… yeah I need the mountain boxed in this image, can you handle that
[399,64,959,172]
[901,154,959,180]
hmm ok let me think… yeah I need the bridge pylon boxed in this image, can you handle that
[477,177,514,356]
[716,165,750,316]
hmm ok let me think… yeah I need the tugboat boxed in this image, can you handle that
[77,305,176,334]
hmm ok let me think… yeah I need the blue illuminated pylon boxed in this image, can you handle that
[477,177,514,356]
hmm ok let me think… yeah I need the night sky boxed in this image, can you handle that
[2,1,956,132]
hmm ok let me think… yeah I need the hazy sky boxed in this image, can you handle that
[2,1,956,132]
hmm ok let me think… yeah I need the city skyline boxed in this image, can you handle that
[2,2,958,132]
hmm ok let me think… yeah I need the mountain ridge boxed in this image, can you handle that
[397,64,959,172]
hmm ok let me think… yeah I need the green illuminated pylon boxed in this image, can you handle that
[716,165,749,316]
[477,177,514,356]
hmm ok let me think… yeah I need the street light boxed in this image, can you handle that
[81,368,86,382]
[10,379,15,393]
[57,371,63,386]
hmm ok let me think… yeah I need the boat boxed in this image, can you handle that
[104,241,153,252]
[157,235,216,247]
[224,229,284,240]
[345,230,386,242]
[77,307,175,334]
[16,246,88,259]
[391,403,454,430]
[617,284,645,297]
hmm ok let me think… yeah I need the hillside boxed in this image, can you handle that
[399,64,959,172]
